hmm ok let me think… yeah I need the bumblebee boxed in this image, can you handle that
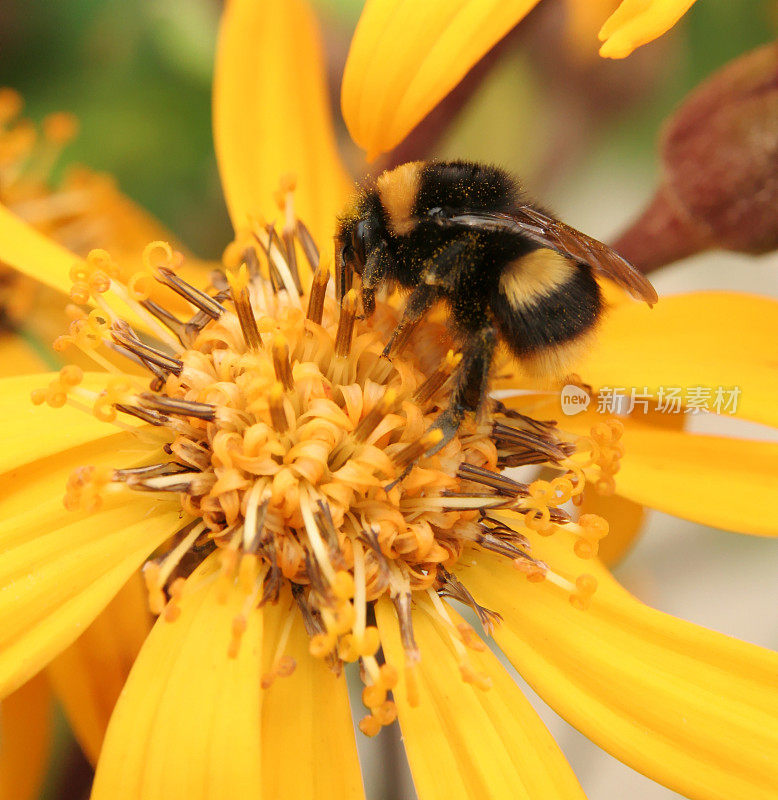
[335,160,657,445]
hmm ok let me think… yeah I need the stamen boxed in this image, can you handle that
[272,334,294,391]
[392,429,444,469]
[413,350,461,405]
[228,264,263,350]
[354,389,397,442]
[111,321,183,375]
[295,219,319,271]
[143,520,206,614]
[46,218,615,733]
[306,263,330,325]
[268,383,289,433]
[457,463,527,497]
[138,392,217,421]
[335,290,357,358]
[156,267,225,319]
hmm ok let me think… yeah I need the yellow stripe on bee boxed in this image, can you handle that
[377,161,423,236]
[499,248,576,309]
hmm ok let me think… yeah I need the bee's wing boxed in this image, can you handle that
[438,207,658,306]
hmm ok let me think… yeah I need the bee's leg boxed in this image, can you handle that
[382,238,476,356]
[382,283,439,358]
[428,324,497,452]
[336,245,353,302]
[360,239,392,318]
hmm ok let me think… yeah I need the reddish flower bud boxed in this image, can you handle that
[614,42,778,272]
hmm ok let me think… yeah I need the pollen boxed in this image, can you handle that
[43,194,614,733]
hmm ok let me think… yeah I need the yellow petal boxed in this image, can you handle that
[0,431,143,546]
[0,372,127,474]
[342,0,540,159]
[0,333,52,377]
[0,202,77,296]
[501,389,777,536]
[578,292,778,429]
[0,498,179,699]
[0,673,51,800]
[561,405,778,537]
[579,491,645,565]
[599,0,697,59]
[214,0,352,246]
[46,573,151,765]
[91,559,263,800]
[376,598,586,800]
[466,543,778,800]
[611,424,778,537]
[261,595,365,799]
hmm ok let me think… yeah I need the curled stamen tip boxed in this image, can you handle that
[358,715,382,737]
[514,558,547,582]
[374,700,398,726]
[569,573,598,610]
[362,683,387,709]
[378,663,398,690]
[459,663,492,691]
[143,241,175,272]
[309,632,336,659]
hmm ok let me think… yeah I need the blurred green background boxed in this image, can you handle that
[0,0,773,259]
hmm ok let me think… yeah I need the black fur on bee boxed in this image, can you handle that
[335,160,656,449]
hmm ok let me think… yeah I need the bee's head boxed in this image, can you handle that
[334,214,369,280]
[334,190,388,301]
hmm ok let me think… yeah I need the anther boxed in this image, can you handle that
[392,428,444,469]
[335,290,357,358]
[272,334,294,391]
[457,463,526,497]
[228,264,263,351]
[354,389,397,442]
[295,219,319,271]
[281,227,303,295]
[414,350,461,405]
[138,393,216,421]
[155,267,225,319]
[306,263,330,325]
[111,322,183,375]
[268,382,289,433]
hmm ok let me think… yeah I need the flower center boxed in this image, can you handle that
[34,197,621,735]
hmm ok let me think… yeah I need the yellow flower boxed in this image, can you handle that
[0,90,188,800]
[342,0,699,159]
[0,2,777,800]
[0,87,181,379]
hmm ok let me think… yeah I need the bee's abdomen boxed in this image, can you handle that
[492,248,601,378]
